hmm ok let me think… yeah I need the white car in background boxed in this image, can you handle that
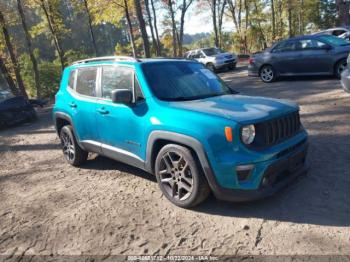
[185,47,238,72]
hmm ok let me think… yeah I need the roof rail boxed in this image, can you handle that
[72,56,140,65]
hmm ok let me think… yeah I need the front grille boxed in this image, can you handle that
[251,111,301,149]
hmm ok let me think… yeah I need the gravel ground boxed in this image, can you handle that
[0,65,350,257]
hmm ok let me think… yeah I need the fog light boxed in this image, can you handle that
[236,164,254,181]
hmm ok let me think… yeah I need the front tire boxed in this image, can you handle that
[335,59,347,79]
[60,125,88,166]
[206,63,216,72]
[260,65,276,83]
[155,144,210,208]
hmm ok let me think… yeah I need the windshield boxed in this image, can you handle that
[202,48,224,56]
[141,62,235,101]
[0,90,14,102]
[318,35,350,46]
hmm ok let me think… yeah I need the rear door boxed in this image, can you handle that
[296,39,333,74]
[271,40,300,74]
[68,67,100,149]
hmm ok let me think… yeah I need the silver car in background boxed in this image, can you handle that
[185,47,238,71]
[341,54,350,93]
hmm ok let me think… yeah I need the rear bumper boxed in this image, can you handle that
[248,64,259,77]
[341,68,350,93]
[210,142,309,202]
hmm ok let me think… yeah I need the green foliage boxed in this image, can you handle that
[19,50,61,98]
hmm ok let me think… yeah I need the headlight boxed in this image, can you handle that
[241,125,255,145]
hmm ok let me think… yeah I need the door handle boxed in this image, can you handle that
[69,102,77,108]
[97,108,109,115]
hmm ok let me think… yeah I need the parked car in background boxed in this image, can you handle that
[0,91,37,128]
[185,47,238,71]
[340,31,350,41]
[313,26,350,37]
[341,54,350,93]
[53,56,309,208]
[249,35,350,83]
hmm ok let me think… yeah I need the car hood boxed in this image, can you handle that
[170,94,299,124]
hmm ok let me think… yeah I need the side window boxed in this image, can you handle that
[76,68,97,96]
[68,70,76,90]
[298,39,327,50]
[333,30,346,36]
[273,41,296,52]
[101,66,133,99]
[134,78,144,102]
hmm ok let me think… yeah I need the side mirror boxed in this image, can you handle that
[111,89,133,105]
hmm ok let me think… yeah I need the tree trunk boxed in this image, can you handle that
[145,0,159,56]
[244,0,248,53]
[0,57,20,96]
[40,0,65,71]
[271,0,276,40]
[134,0,151,58]
[123,0,137,58]
[168,0,178,57]
[178,0,193,57]
[0,10,28,99]
[17,0,41,98]
[287,0,293,37]
[211,0,219,48]
[218,0,227,48]
[83,0,98,56]
[150,0,161,56]
[336,0,350,26]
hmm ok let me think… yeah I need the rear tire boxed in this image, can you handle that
[155,144,210,208]
[60,125,88,166]
[335,59,347,79]
[260,65,276,83]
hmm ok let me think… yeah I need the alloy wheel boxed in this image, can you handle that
[61,131,75,162]
[261,67,274,82]
[158,151,193,201]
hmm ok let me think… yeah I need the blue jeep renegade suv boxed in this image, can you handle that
[53,56,309,208]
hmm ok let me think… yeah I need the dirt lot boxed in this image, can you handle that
[1,65,350,257]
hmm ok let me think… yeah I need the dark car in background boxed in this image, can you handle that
[0,90,37,128]
[341,54,350,93]
[248,35,350,83]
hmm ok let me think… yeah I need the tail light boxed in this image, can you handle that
[248,57,255,65]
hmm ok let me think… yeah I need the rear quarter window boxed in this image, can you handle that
[76,68,97,97]
[68,70,76,90]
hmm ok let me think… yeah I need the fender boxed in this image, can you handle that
[53,111,86,150]
[145,130,222,193]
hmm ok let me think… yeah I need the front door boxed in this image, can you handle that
[271,40,301,74]
[95,65,147,166]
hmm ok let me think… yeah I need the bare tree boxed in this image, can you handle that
[336,0,350,26]
[150,0,161,55]
[271,0,276,40]
[166,0,178,57]
[0,10,28,99]
[39,0,65,71]
[83,0,98,56]
[145,0,159,56]
[0,56,20,96]
[178,0,194,56]
[134,0,151,58]
[17,0,41,98]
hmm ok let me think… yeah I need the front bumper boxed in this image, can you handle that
[209,140,309,202]
[341,68,350,93]
[215,59,237,69]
